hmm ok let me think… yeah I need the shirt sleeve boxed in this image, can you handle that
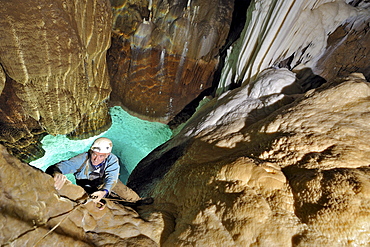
[53,153,88,175]
[101,154,120,193]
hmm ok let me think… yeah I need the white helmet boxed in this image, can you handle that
[90,137,113,153]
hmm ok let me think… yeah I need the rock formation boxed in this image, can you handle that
[129,72,370,246]
[2,71,370,246]
[0,0,113,161]
[1,0,369,161]
[0,144,160,246]
[107,0,234,122]
[0,0,370,246]
[218,0,370,93]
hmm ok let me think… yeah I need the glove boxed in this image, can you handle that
[53,173,67,190]
[90,190,107,203]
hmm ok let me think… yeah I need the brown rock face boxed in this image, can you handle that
[129,73,370,245]
[0,77,45,161]
[0,144,161,246]
[108,0,234,122]
[316,17,370,82]
[0,0,113,161]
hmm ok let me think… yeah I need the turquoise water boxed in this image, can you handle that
[30,106,172,183]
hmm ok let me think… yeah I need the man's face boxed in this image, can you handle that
[90,151,109,166]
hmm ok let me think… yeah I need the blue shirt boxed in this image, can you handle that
[55,152,120,193]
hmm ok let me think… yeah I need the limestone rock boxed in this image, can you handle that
[0,144,161,246]
[0,65,5,95]
[108,0,234,122]
[316,16,370,83]
[129,73,370,246]
[1,0,369,163]
[0,0,113,160]
[1,0,370,244]
[218,0,370,93]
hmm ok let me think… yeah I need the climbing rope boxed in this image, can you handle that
[21,194,152,245]
[34,197,94,246]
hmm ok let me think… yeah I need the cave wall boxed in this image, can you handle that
[0,144,160,246]
[129,72,370,246]
[0,0,236,160]
[107,0,235,122]
[217,0,370,93]
[1,0,368,162]
[0,0,113,161]
[0,0,370,246]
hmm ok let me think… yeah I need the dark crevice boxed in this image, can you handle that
[127,141,189,197]
[219,0,252,55]
[211,0,252,95]
[348,0,370,7]
[294,68,327,92]
[277,53,295,70]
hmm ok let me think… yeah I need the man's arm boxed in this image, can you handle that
[45,153,88,190]
[45,165,67,190]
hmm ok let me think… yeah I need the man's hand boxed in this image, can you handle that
[90,191,107,203]
[53,173,67,190]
